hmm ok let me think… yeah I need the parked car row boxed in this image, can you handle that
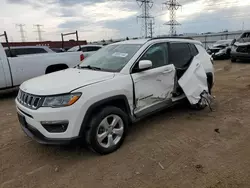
[207,39,233,60]
[5,44,103,57]
[231,31,250,62]
[206,31,250,62]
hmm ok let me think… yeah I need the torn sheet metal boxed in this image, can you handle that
[178,58,208,105]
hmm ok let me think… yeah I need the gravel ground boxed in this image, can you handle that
[1,60,250,188]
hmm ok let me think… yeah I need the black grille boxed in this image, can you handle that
[17,90,43,109]
[236,45,250,53]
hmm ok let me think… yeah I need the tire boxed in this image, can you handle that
[226,49,231,59]
[231,57,236,62]
[85,106,128,155]
[191,82,212,110]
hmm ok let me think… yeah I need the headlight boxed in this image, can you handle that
[42,93,81,107]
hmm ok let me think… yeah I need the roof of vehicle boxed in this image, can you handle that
[112,37,201,45]
[79,44,103,48]
[215,39,233,43]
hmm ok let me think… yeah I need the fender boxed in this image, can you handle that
[78,95,132,136]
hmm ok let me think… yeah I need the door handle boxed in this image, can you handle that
[163,69,173,74]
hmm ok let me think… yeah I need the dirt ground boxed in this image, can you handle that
[1,60,250,188]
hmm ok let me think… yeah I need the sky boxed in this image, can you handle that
[0,0,250,42]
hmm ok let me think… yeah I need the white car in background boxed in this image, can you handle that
[67,44,102,59]
[0,43,84,90]
[16,37,214,155]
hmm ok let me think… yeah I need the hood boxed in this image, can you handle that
[20,68,115,95]
[210,44,227,49]
[234,42,250,47]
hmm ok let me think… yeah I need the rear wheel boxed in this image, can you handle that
[85,106,128,155]
[226,49,231,59]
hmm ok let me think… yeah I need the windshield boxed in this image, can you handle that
[237,32,250,43]
[79,44,142,72]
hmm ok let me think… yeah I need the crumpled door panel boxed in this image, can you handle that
[178,58,208,105]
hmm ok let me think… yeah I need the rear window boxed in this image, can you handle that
[5,48,48,57]
[15,48,47,55]
[5,49,12,57]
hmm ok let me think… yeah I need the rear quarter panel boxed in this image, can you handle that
[195,44,215,81]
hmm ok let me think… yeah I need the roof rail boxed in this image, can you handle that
[149,36,194,40]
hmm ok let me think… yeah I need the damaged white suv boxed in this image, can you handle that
[16,38,214,154]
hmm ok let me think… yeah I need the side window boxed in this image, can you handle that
[15,48,28,56]
[189,44,199,56]
[31,48,47,54]
[169,43,192,69]
[140,43,168,69]
[14,48,47,56]
[80,47,87,52]
[86,46,101,52]
[5,49,11,57]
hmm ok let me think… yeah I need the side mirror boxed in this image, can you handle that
[231,39,236,45]
[138,60,152,71]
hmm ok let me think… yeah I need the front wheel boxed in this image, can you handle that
[85,106,128,155]
[231,57,236,62]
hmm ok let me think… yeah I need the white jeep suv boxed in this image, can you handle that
[16,38,214,154]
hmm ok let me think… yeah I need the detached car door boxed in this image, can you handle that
[131,42,176,117]
[168,42,209,105]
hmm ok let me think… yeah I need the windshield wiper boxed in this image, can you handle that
[79,65,102,70]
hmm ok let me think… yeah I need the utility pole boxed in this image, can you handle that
[16,24,26,42]
[137,0,154,38]
[33,24,44,41]
[148,19,154,38]
[163,0,181,36]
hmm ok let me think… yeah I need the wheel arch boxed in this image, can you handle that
[79,95,132,136]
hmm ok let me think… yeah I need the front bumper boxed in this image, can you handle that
[212,52,227,60]
[17,113,78,145]
[16,99,85,144]
[231,51,250,60]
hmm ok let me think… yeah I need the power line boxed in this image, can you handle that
[148,19,154,38]
[137,0,154,38]
[163,0,182,36]
[16,24,26,42]
[33,24,44,41]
